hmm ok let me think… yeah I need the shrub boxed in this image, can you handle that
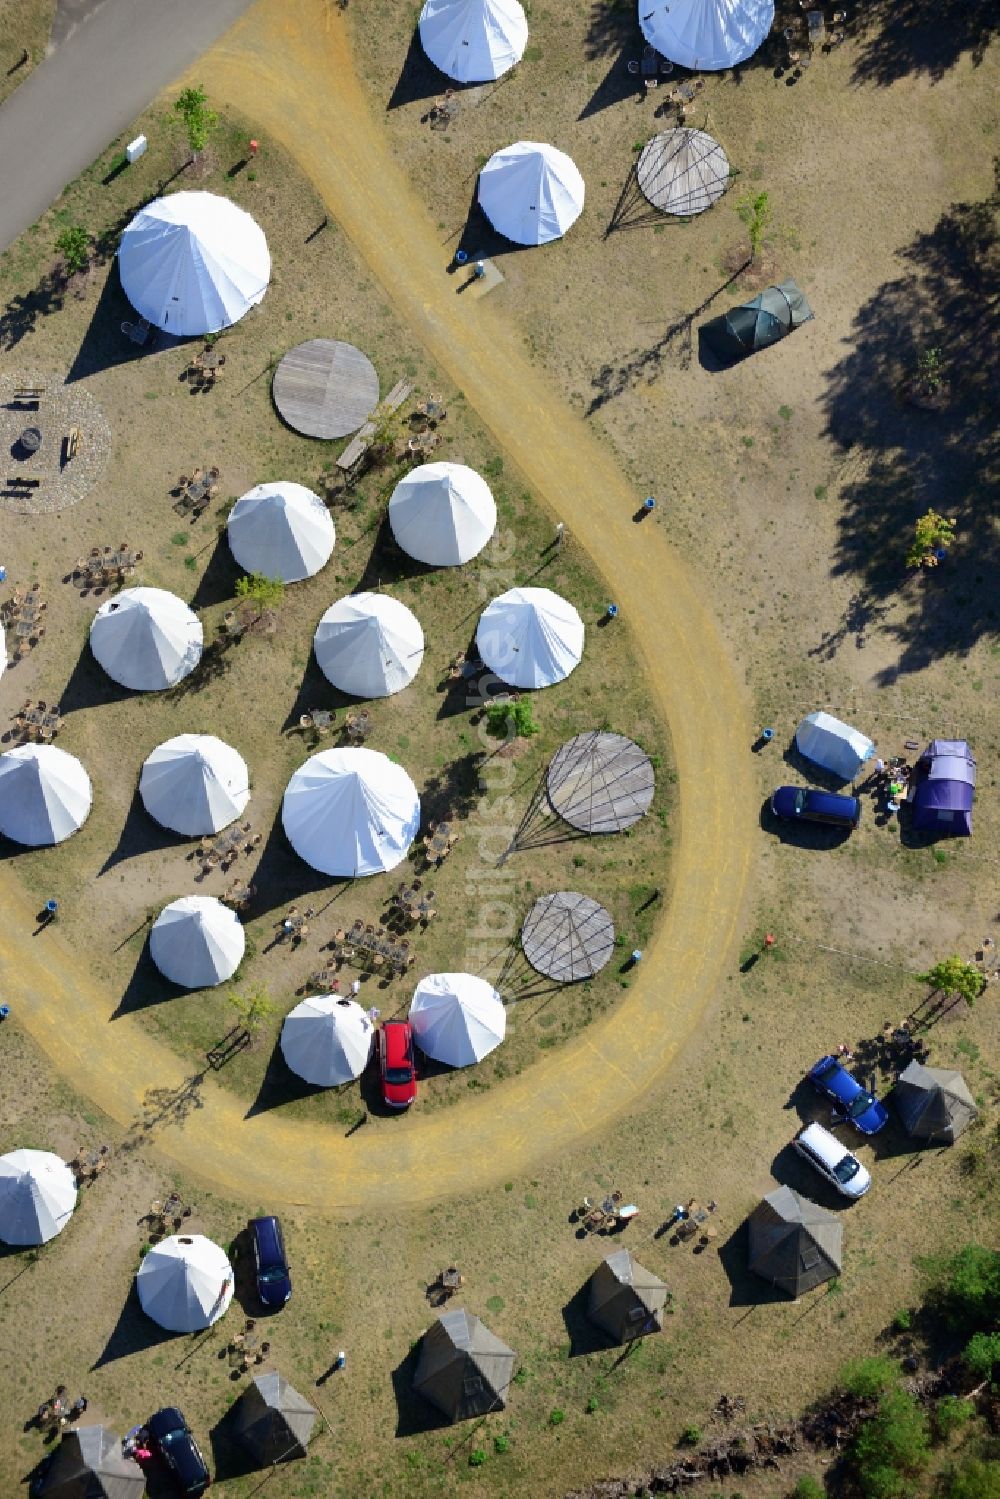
[485,699,538,739]
[174,85,218,155]
[791,1479,824,1499]
[917,957,986,1007]
[935,1456,1000,1499]
[55,224,91,275]
[586,1395,599,1414]
[493,1435,509,1454]
[906,510,957,569]
[236,572,285,611]
[468,1448,486,1467]
[933,1396,976,1441]
[679,1424,701,1447]
[848,1387,930,1499]
[891,1309,912,1333]
[923,1245,1000,1333]
[840,1355,900,1400]
[963,1331,1000,1381]
[548,1409,565,1427]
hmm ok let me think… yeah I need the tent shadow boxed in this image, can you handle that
[578,50,637,120]
[244,1033,329,1119]
[55,637,136,719]
[65,258,187,384]
[243,808,338,924]
[386,29,448,111]
[452,186,534,267]
[716,1221,788,1309]
[209,1401,261,1484]
[355,512,439,592]
[109,938,181,1020]
[91,1285,176,1368]
[97,786,185,877]
[188,531,240,613]
[560,1282,616,1358]
[390,1344,451,1437]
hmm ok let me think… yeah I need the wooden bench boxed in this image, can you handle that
[64,427,81,463]
[10,387,45,404]
[335,379,414,476]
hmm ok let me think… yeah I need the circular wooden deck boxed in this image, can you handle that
[521,891,616,983]
[547,731,655,834]
[637,129,730,217]
[272,338,379,440]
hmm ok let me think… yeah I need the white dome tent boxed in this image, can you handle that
[90,587,203,692]
[150,896,245,988]
[409,973,506,1067]
[139,734,250,837]
[418,0,528,82]
[795,711,874,782]
[478,142,585,246]
[136,1234,234,1331]
[118,191,270,335]
[388,462,497,567]
[0,744,93,846]
[476,586,584,688]
[227,482,335,584]
[280,996,374,1086]
[314,592,425,699]
[0,1149,77,1245]
[282,747,420,878]
[638,0,774,71]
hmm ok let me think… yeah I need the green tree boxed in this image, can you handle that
[917,955,986,1008]
[485,699,538,740]
[933,1395,975,1441]
[906,509,957,569]
[840,1355,900,1399]
[935,1456,1000,1499]
[174,85,218,156]
[737,189,772,264]
[228,984,276,1044]
[791,1479,825,1499]
[55,223,91,275]
[963,1330,1000,1382]
[849,1387,930,1499]
[922,1245,1000,1334]
[235,572,285,611]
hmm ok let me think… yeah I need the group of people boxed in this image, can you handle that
[34,1388,86,1433]
[865,755,912,815]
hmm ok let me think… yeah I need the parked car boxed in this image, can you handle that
[250,1215,292,1308]
[807,1055,888,1135]
[770,786,861,829]
[147,1408,210,1496]
[378,1020,417,1109]
[793,1121,871,1199]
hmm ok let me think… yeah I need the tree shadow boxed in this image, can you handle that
[91,1286,177,1368]
[118,1070,208,1156]
[419,750,485,827]
[386,28,448,110]
[97,787,185,877]
[851,0,999,86]
[820,163,1000,678]
[583,0,638,61]
[561,1282,617,1357]
[0,265,70,354]
[109,937,183,1019]
[244,1032,329,1118]
[716,1221,789,1309]
[390,1344,451,1437]
[162,635,240,702]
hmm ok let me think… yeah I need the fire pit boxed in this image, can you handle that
[19,426,42,455]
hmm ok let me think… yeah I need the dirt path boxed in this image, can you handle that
[0,0,755,1210]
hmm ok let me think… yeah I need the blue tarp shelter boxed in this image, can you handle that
[794,711,874,782]
[910,740,976,837]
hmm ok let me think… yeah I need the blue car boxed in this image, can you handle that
[770,786,861,829]
[807,1055,888,1135]
[147,1407,210,1495]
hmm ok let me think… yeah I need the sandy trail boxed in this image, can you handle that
[0,0,754,1210]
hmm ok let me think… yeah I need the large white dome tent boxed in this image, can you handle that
[137,1233,234,1331]
[409,972,506,1067]
[118,191,270,335]
[418,0,528,82]
[139,734,250,836]
[90,587,203,692]
[388,462,497,567]
[314,592,425,699]
[478,142,585,246]
[0,744,93,846]
[638,0,774,72]
[150,895,245,988]
[227,482,335,584]
[280,996,375,1086]
[0,1149,77,1245]
[476,586,584,689]
[282,747,421,878]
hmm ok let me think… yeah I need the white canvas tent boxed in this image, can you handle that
[227,482,335,584]
[409,972,506,1067]
[150,895,245,988]
[419,0,528,81]
[314,592,425,698]
[388,462,497,567]
[795,711,874,781]
[0,744,93,846]
[282,747,420,877]
[90,587,203,692]
[638,0,774,71]
[478,141,585,245]
[136,1233,234,1331]
[118,191,270,335]
[280,996,374,1086]
[0,1149,77,1245]
[476,586,584,688]
[140,734,249,836]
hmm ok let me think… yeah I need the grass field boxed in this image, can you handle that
[0,2,998,1497]
[0,0,52,106]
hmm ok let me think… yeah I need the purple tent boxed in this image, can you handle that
[910,740,976,837]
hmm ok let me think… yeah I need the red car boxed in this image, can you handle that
[378,1021,417,1109]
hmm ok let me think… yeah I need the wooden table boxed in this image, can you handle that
[273,338,379,440]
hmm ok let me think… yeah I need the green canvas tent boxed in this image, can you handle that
[232,1372,318,1465]
[588,1249,669,1342]
[701,280,814,365]
[747,1185,842,1298]
[413,1308,517,1421]
[893,1061,977,1143]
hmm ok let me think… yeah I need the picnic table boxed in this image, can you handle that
[335,920,413,973]
[345,710,372,742]
[411,397,447,428]
[301,708,335,734]
[197,823,255,870]
[15,701,63,741]
[424,821,459,864]
[175,467,220,514]
[74,546,141,584]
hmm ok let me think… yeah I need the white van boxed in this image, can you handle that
[793,1121,871,1200]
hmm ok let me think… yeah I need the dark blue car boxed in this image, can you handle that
[807,1055,888,1135]
[771,786,861,829]
[250,1215,292,1308]
[147,1407,210,1495]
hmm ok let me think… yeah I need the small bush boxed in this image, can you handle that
[963,1330,1000,1380]
[891,1309,912,1333]
[934,1456,1000,1499]
[933,1396,975,1441]
[493,1435,510,1454]
[840,1355,900,1399]
[55,223,91,275]
[468,1448,486,1467]
[549,1409,566,1427]
[586,1395,599,1414]
[679,1424,701,1447]
[484,699,538,739]
[791,1478,824,1499]
[849,1387,930,1499]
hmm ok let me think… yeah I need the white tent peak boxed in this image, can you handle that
[136,1233,234,1331]
[227,482,335,584]
[476,585,585,688]
[419,0,528,82]
[388,462,497,567]
[150,895,245,989]
[0,743,93,846]
[90,587,203,692]
[140,734,250,836]
[281,995,374,1087]
[479,141,585,245]
[0,1149,77,1245]
[638,0,774,71]
[118,190,270,335]
[409,972,506,1067]
[282,747,420,878]
[314,592,425,699]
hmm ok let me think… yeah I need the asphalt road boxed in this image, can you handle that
[0,0,256,252]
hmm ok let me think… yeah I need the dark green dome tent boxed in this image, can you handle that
[701,280,814,365]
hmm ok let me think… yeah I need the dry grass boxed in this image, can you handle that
[0,0,53,106]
